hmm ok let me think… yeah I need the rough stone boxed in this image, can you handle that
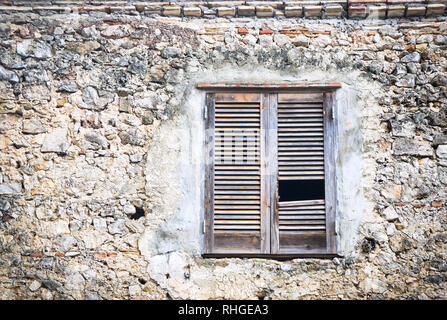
[41,128,70,154]
[128,285,141,296]
[436,145,447,159]
[123,204,136,215]
[0,183,22,194]
[395,74,416,88]
[118,128,146,146]
[0,200,10,211]
[359,278,387,294]
[65,273,85,291]
[161,47,181,59]
[401,52,421,63]
[273,34,291,47]
[382,206,399,222]
[41,279,62,291]
[81,86,114,111]
[108,219,129,235]
[22,120,46,135]
[393,138,433,156]
[28,280,41,292]
[368,60,383,74]
[0,65,19,83]
[55,234,77,252]
[57,82,78,93]
[292,35,310,47]
[16,40,52,59]
[84,131,109,150]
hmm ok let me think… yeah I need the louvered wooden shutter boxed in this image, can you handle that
[204,93,268,254]
[204,90,337,257]
[271,92,336,255]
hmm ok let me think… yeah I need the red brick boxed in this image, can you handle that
[93,251,107,258]
[395,203,407,207]
[55,252,64,257]
[405,44,416,52]
[238,27,248,35]
[411,203,426,208]
[107,252,117,257]
[259,28,273,35]
[30,253,43,258]
[431,201,442,207]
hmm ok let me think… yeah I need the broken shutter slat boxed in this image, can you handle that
[274,93,329,255]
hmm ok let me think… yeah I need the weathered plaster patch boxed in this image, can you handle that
[140,62,383,259]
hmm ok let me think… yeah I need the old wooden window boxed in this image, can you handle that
[201,84,340,258]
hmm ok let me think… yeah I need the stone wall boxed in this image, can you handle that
[1,2,447,299]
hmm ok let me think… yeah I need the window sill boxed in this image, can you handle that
[202,253,340,260]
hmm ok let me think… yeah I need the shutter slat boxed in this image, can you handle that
[278,147,324,151]
[279,200,324,206]
[215,206,260,210]
[279,209,326,214]
[279,226,325,231]
[215,192,259,196]
[216,113,260,117]
[278,166,323,170]
[277,128,323,132]
[214,185,260,190]
[278,123,324,127]
[278,132,323,137]
[214,210,259,214]
[215,167,260,171]
[279,152,324,156]
[213,171,260,175]
[279,142,323,147]
[279,156,324,161]
[215,200,260,204]
[278,137,323,141]
[279,176,325,180]
[278,112,323,117]
[278,118,323,122]
[214,226,260,230]
[278,171,325,175]
[279,220,326,225]
[215,220,260,224]
[278,161,323,166]
[279,215,326,220]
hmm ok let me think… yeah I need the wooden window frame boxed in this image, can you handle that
[200,83,340,258]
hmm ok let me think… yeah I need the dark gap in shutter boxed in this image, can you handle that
[278,180,324,202]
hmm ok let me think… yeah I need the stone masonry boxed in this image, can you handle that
[0,1,447,299]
